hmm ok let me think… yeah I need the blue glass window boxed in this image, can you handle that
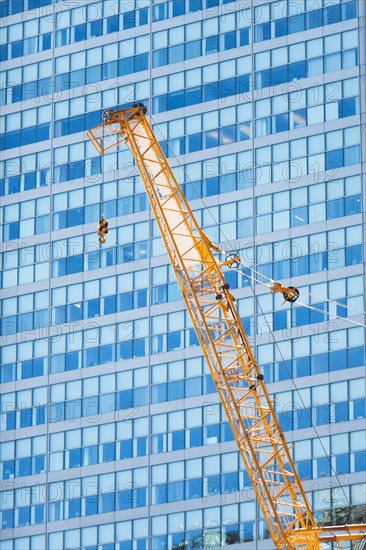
[185,532,201,549]
[118,489,133,510]
[123,11,135,29]
[341,97,357,117]
[1,509,14,529]
[314,404,330,425]
[172,430,185,450]
[34,504,45,524]
[224,31,236,49]
[293,357,310,377]
[65,399,81,420]
[34,455,45,474]
[168,481,184,502]
[348,346,364,368]
[172,0,184,15]
[74,24,86,41]
[278,410,293,431]
[325,3,341,24]
[152,383,166,403]
[100,492,115,513]
[167,380,184,400]
[311,353,328,375]
[185,40,201,59]
[222,472,238,493]
[69,448,81,468]
[86,65,101,84]
[152,536,167,550]
[273,310,287,331]
[133,338,146,358]
[353,399,365,419]
[325,149,343,170]
[118,389,133,409]
[154,483,167,504]
[22,127,37,146]
[137,437,146,456]
[334,401,349,423]
[186,478,202,499]
[346,244,362,266]
[168,91,184,110]
[120,440,133,459]
[69,160,85,180]
[344,145,360,166]
[297,460,312,480]
[354,451,366,472]
[118,341,132,360]
[85,496,98,516]
[345,195,361,215]
[272,66,288,85]
[12,40,23,58]
[255,23,271,42]
[307,9,323,28]
[242,522,254,542]
[0,44,6,61]
[223,525,240,545]
[1,363,16,383]
[140,7,148,24]
[203,176,219,196]
[317,457,331,477]
[204,36,219,54]
[342,0,357,20]
[153,49,168,68]
[18,506,30,526]
[42,33,52,50]
[239,28,250,46]
[169,44,184,64]
[107,15,119,33]
[188,427,202,447]
[89,20,102,38]
[275,19,287,37]
[2,460,15,480]
[206,474,220,495]
[329,350,347,371]
[36,405,46,425]
[288,13,305,33]
[24,172,36,190]
[69,498,81,518]
[104,295,117,314]
[185,377,202,398]
[20,408,32,428]
[5,131,20,149]
[18,457,31,477]
[296,407,311,429]
[67,304,82,322]
[103,442,115,462]
[82,445,98,466]
[189,0,201,11]
[84,347,99,368]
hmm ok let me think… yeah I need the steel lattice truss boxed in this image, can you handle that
[87,104,366,550]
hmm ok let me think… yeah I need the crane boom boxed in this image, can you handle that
[87,103,366,550]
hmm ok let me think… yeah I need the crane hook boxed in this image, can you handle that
[97,215,109,244]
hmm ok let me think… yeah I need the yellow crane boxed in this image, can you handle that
[87,103,366,550]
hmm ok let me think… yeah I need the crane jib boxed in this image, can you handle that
[87,104,366,550]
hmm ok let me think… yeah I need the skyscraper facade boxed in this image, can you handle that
[0,0,365,549]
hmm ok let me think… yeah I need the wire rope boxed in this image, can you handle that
[150,112,366,323]
[220,261,366,329]
[216,244,366,323]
